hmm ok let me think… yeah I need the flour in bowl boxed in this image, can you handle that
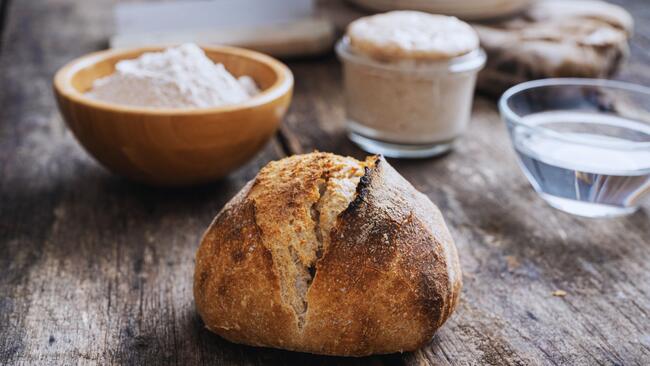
[86,43,260,109]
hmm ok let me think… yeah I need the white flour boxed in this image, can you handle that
[86,43,260,109]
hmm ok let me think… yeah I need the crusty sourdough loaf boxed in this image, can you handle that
[194,152,461,356]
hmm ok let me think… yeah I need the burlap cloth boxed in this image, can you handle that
[474,0,633,96]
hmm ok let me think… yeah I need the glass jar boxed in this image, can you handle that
[336,37,486,158]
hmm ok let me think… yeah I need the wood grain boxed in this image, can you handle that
[1,0,649,365]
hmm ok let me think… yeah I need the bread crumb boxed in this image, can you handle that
[552,290,567,297]
[504,255,520,272]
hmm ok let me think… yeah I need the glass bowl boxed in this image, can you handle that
[499,78,650,218]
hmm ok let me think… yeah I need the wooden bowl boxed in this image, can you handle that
[54,45,293,186]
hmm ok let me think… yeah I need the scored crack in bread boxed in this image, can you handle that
[194,152,461,356]
[247,153,369,327]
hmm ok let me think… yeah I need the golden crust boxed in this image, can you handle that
[193,153,461,356]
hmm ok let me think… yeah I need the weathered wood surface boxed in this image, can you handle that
[0,0,649,365]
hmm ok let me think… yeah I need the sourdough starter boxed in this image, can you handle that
[337,11,485,155]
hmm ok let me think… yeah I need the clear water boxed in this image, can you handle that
[512,111,650,217]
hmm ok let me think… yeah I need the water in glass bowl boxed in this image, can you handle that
[512,111,650,217]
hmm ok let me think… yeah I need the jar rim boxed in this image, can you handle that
[335,36,486,74]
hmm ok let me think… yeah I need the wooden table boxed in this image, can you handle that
[1,0,649,364]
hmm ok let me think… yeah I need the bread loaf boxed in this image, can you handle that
[193,152,461,356]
